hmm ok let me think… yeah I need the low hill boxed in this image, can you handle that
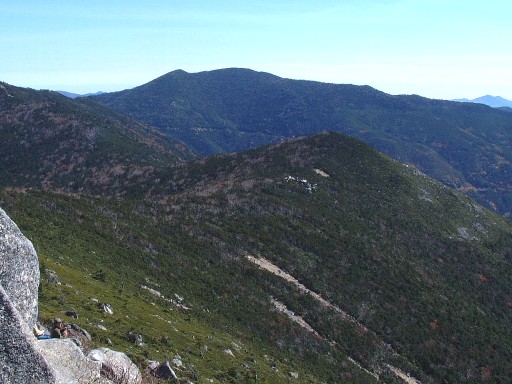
[3,132,512,383]
[0,82,196,195]
[93,68,512,217]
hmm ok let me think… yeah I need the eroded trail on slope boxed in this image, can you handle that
[246,255,421,384]
[247,255,364,327]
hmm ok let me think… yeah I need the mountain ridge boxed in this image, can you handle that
[3,131,512,382]
[57,90,105,99]
[454,95,512,108]
[92,68,512,217]
[2,77,512,382]
[0,81,196,195]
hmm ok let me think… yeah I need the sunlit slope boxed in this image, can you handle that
[3,132,512,382]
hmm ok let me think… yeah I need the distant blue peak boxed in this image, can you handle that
[452,95,512,108]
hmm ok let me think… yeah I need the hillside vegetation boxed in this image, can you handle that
[2,131,512,383]
[93,68,512,217]
[0,81,195,195]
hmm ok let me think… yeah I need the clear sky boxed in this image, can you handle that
[1,0,511,100]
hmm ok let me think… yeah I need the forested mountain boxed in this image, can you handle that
[93,68,512,217]
[2,111,512,382]
[0,82,195,195]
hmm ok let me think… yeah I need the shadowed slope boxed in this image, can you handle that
[0,82,196,196]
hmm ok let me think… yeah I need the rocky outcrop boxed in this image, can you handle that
[0,206,142,384]
[36,339,104,384]
[0,285,56,383]
[88,348,142,384]
[0,207,56,383]
[151,361,178,380]
[0,206,40,326]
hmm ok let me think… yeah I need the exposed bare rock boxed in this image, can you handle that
[0,206,40,326]
[0,207,56,383]
[87,347,142,384]
[0,284,56,384]
[151,361,178,381]
[99,302,114,314]
[36,339,103,384]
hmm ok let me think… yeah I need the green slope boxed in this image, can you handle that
[93,68,512,217]
[2,132,512,383]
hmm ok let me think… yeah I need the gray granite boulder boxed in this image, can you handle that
[151,361,178,380]
[0,284,56,384]
[36,338,105,384]
[88,347,142,384]
[0,207,56,383]
[0,206,40,326]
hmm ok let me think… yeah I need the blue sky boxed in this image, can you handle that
[1,0,511,99]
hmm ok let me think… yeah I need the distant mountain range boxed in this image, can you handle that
[58,90,105,99]
[92,68,512,217]
[453,95,512,108]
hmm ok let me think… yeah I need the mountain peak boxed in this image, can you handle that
[92,68,512,216]
[453,95,512,108]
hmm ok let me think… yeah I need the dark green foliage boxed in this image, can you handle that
[2,132,512,383]
[93,69,512,216]
[0,81,196,194]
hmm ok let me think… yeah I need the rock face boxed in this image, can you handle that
[0,207,142,384]
[0,206,40,326]
[36,339,103,384]
[88,348,142,384]
[0,207,56,383]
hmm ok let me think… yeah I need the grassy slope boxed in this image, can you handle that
[1,190,375,384]
[2,132,512,383]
